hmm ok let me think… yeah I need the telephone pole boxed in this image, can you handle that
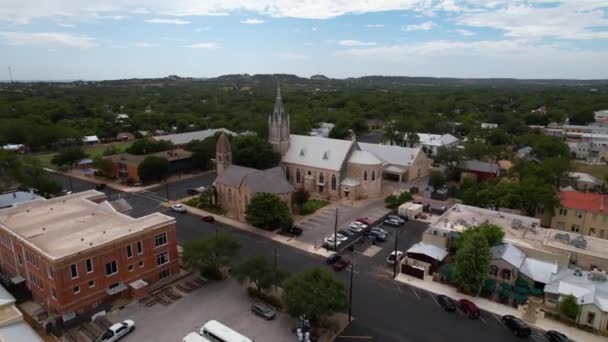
[393,228,400,278]
[273,247,278,291]
[8,67,13,83]
[333,208,339,251]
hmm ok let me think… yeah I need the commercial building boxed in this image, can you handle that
[0,284,43,341]
[0,191,178,321]
[551,191,608,239]
[153,128,237,147]
[108,148,193,183]
[405,133,459,155]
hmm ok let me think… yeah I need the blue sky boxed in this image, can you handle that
[1,1,608,80]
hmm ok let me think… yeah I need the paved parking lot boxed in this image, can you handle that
[108,278,296,342]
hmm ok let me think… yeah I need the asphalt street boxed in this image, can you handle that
[48,173,548,342]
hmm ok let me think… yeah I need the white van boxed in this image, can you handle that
[199,320,254,342]
[183,332,211,342]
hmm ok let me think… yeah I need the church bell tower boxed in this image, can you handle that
[268,83,290,156]
[216,133,232,175]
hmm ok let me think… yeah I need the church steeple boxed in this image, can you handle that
[268,83,290,155]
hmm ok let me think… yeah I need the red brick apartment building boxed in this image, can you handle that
[0,190,178,320]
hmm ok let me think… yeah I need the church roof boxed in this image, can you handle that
[349,150,382,165]
[215,165,293,195]
[358,142,422,168]
[215,165,258,188]
[283,135,355,171]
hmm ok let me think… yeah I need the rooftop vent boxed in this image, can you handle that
[572,236,587,249]
[299,148,305,156]
[511,219,522,229]
[555,233,570,243]
[574,269,583,277]
[589,269,607,282]
[323,151,329,160]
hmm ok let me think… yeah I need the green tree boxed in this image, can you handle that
[0,151,22,192]
[187,135,218,170]
[232,135,281,170]
[406,132,420,147]
[559,294,580,320]
[435,146,461,167]
[93,156,113,178]
[282,268,348,321]
[233,255,289,294]
[245,193,293,230]
[454,231,492,294]
[137,156,170,183]
[384,191,413,210]
[51,147,87,168]
[453,223,505,251]
[428,171,447,190]
[293,188,310,207]
[182,234,241,280]
[127,139,174,155]
[20,158,62,197]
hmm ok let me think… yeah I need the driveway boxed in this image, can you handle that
[109,279,295,342]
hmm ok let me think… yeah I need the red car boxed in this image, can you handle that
[332,258,351,271]
[458,299,480,319]
[201,215,215,223]
[356,217,372,226]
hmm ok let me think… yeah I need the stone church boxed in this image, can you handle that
[214,86,431,221]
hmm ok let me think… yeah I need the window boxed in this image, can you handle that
[331,175,337,190]
[85,258,93,273]
[128,265,134,272]
[576,211,583,219]
[587,312,596,325]
[51,288,56,299]
[105,261,118,276]
[139,261,144,268]
[307,170,312,176]
[590,228,596,236]
[70,264,78,279]
[159,269,170,280]
[137,241,143,254]
[73,286,80,294]
[47,266,54,279]
[372,171,375,181]
[285,167,290,181]
[364,171,367,181]
[319,173,324,185]
[126,245,133,258]
[601,230,606,239]
[296,169,301,184]
[155,232,167,247]
[559,208,568,216]
[157,252,169,266]
[17,254,22,265]
[89,280,95,288]
[571,224,580,233]
[501,269,511,281]
[490,265,498,276]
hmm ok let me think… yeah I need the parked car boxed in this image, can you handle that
[95,320,135,342]
[324,237,340,247]
[347,223,364,233]
[201,215,215,223]
[251,302,276,320]
[386,251,404,265]
[325,253,341,265]
[338,229,355,237]
[186,187,204,195]
[545,330,573,342]
[436,295,457,312]
[371,227,388,235]
[387,215,405,224]
[384,218,401,227]
[171,204,187,213]
[282,226,303,236]
[350,221,368,230]
[458,299,480,319]
[95,183,107,191]
[501,315,531,338]
[332,258,351,271]
[356,217,373,226]
[367,230,386,241]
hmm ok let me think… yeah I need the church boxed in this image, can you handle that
[214,86,431,221]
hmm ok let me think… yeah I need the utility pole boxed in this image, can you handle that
[393,227,400,278]
[348,262,354,321]
[165,181,169,201]
[8,67,13,83]
[68,175,73,192]
[273,247,278,291]
[334,208,338,251]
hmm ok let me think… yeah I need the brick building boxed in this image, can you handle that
[0,190,178,321]
[108,148,193,183]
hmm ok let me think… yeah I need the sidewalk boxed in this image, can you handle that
[183,204,332,258]
[395,274,608,342]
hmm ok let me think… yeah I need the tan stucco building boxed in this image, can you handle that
[551,191,608,239]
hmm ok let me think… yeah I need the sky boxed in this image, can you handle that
[0,0,608,80]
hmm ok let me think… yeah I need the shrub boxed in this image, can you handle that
[246,287,283,310]
[300,199,326,215]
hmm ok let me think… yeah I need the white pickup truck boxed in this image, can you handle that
[95,320,135,342]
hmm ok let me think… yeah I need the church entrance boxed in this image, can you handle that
[344,189,349,198]
[318,185,324,193]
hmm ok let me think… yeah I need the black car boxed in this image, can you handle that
[251,303,276,320]
[282,226,303,236]
[95,183,107,191]
[436,295,457,311]
[501,315,531,338]
[325,254,341,265]
[545,330,573,342]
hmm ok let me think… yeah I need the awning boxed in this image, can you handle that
[106,283,128,295]
[384,165,407,175]
[10,275,25,284]
[129,279,149,290]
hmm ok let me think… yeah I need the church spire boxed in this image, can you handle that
[273,82,286,122]
[268,83,290,156]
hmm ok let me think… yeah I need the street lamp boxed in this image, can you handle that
[393,227,400,278]
[348,262,355,321]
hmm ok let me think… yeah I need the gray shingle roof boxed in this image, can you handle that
[215,166,293,195]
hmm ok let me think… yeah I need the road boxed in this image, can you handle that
[48,172,547,342]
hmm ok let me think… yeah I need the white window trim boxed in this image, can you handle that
[86,258,94,274]
[89,280,95,288]
[126,244,133,259]
[106,261,118,277]
[128,265,134,272]
[70,264,78,279]
[139,261,145,268]
[73,286,80,294]
[157,252,169,266]
[154,232,168,248]
[137,241,143,255]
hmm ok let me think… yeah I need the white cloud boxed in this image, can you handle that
[279,52,308,60]
[452,29,474,36]
[240,18,265,24]
[135,42,157,47]
[133,8,150,14]
[337,39,377,46]
[57,23,76,28]
[110,45,128,49]
[186,42,218,49]
[194,27,211,32]
[0,31,97,48]
[365,24,384,28]
[144,18,190,25]
[311,27,318,31]
[403,21,437,31]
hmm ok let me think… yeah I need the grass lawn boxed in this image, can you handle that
[573,161,608,180]
[23,140,135,170]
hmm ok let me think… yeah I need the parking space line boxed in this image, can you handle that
[479,316,487,325]
[410,287,421,300]
[494,315,506,327]
[431,295,440,306]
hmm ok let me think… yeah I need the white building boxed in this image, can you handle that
[309,122,335,138]
[405,133,459,155]
[481,123,498,129]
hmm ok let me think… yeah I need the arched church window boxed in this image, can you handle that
[331,175,336,190]
[296,169,301,184]
[364,171,368,181]
[307,170,312,176]
[285,167,290,181]
[372,171,376,181]
[319,173,324,184]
